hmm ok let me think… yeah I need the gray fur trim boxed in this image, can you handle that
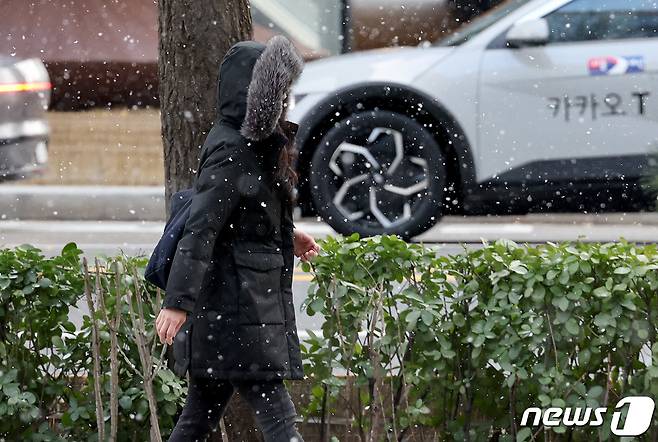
[241,35,304,141]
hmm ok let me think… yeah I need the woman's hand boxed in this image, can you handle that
[293,229,320,262]
[155,308,187,345]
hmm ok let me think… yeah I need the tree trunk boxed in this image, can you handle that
[158,0,252,213]
[158,2,255,441]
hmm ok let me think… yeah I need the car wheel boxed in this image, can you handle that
[310,111,445,238]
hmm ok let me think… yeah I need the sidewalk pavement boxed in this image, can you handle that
[2,185,658,225]
[0,185,165,221]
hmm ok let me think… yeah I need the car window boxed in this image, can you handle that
[545,0,658,43]
[436,0,534,46]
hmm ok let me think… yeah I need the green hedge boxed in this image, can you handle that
[3,237,658,441]
[302,235,658,441]
[0,244,185,441]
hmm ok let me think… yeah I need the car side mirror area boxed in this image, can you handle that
[505,18,550,48]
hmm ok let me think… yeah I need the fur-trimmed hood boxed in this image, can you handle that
[216,36,303,142]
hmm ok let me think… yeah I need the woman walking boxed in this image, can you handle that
[155,36,318,442]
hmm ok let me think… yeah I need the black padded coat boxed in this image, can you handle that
[162,38,304,381]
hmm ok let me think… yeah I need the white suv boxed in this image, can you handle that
[289,0,658,238]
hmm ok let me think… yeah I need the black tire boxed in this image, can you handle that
[309,111,445,238]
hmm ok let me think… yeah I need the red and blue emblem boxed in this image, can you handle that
[588,55,644,76]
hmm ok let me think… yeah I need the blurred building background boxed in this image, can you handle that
[1,0,498,185]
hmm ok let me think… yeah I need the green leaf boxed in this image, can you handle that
[119,396,133,410]
[588,385,605,398]
[593,286,610,298]
[164,401,177,415]
[509,260,528,275]
[531,286,546,302]
[594,313,612,329]
[516,427,532,442]
[61,411,73,427]
[61,242,82,256]
[23,391,36,405]
[620,296,637,311]
[453,312,466,327]
[406,310,421,330]
[51,336,64,348]
[553,425,567,434]
[307,298,324,315]
[551,398,566,408]
[420,310,433,326]
[3,383,19,397]
[565,318,580,335]
[553,296,569,312]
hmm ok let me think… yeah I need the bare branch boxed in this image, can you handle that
[83,257,105,441]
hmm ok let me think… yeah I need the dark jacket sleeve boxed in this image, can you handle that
[280,197,295,307]
[162,148,242,313]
